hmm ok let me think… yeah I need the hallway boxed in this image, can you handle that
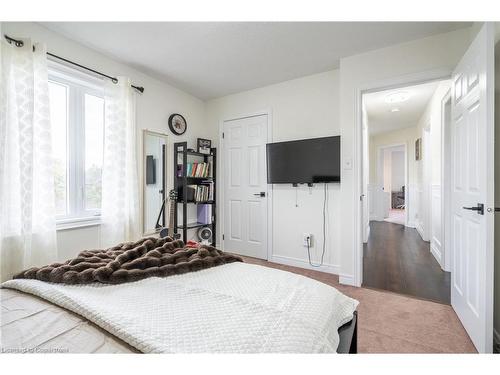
[363,221,451,304]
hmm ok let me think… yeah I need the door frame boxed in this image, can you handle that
[218,109,273,260]
[375,142,408,227]
[420,126,432,242]
[440,90,452,272]
[352,68,452,287]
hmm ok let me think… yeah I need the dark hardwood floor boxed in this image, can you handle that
[363,221,451,304]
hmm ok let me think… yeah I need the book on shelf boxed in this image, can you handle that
[197,204,212,225]
[177,162,212,178]
[181,181,214,203]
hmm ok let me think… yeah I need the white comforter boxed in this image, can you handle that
[1,262,358,353]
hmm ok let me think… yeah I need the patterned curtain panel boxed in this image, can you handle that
[100,76,140,247]
[0,39,58,281]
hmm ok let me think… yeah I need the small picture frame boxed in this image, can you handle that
[415,138,421,161]
[197,138,212,154]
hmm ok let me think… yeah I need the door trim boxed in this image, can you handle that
[218,109,273,261]
[350,68,452,287]
[440,90,452,272]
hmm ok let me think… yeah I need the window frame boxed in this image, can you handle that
[48,61,105,229]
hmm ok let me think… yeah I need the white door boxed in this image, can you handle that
[450,23,494,353]
[223,115,268,259]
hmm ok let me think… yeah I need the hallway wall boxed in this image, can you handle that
[414,80,451,265]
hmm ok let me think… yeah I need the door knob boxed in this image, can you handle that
[463,203,484,215]
[253,192,266,197]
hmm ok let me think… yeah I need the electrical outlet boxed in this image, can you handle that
[303,233,313,247]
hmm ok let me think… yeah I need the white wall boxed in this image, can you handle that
[370,129,418,185]
[339,27,474,285]
[414,80,451,189]
[2,22,208,261]
[205,70,341,273]
[414,80,451,264]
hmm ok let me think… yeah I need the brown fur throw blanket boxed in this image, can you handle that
[13,237,242,284]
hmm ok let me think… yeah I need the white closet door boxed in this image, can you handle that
[223,115,268,259]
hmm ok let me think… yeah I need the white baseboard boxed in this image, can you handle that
[270,254,339,275]
[339,274,357,286]
[406,220,416,228]
[430,242,442,266]
[494,328,500,353]
[363,225,370,243]
[416,221,426,241]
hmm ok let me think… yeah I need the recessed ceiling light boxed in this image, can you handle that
[385,91,410,104]
[391,108,400,113]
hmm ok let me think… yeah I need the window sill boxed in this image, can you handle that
[56,217,101,231]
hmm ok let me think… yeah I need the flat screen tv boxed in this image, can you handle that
[266,136,340,184]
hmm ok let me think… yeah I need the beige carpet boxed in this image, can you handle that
[240,256,477,353]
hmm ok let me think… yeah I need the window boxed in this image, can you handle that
[48,63,105,227]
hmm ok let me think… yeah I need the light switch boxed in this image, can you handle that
[343,157,353,170]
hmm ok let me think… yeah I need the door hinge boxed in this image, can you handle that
[222,132,225,139]
[222,234,225,240]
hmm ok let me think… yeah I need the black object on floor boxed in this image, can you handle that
[363,221,451,304]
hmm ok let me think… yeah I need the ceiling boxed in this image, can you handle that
[40,22,470,100]
[364,80,446,135]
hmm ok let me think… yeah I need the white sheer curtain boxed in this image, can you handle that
[0,39,58,281]
[100,76,140,247]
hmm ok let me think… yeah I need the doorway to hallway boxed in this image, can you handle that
[362,79,452,304]
[363,221,450,303]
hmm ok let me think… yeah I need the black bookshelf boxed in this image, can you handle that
[173,142,216,246]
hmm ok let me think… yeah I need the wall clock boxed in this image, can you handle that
[168,114,187,135]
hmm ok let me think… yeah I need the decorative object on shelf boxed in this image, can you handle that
[168,113,187,135]
[198,226,213,244]
[415,138,421,160]
[197,204,212,225]
[197,138,212,154]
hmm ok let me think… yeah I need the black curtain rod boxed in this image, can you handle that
[4,34,144,93]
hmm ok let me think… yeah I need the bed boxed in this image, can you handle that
[1,262,358,353]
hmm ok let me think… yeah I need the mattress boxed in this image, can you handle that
[1,262,358,353]
[1,288,136,353]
